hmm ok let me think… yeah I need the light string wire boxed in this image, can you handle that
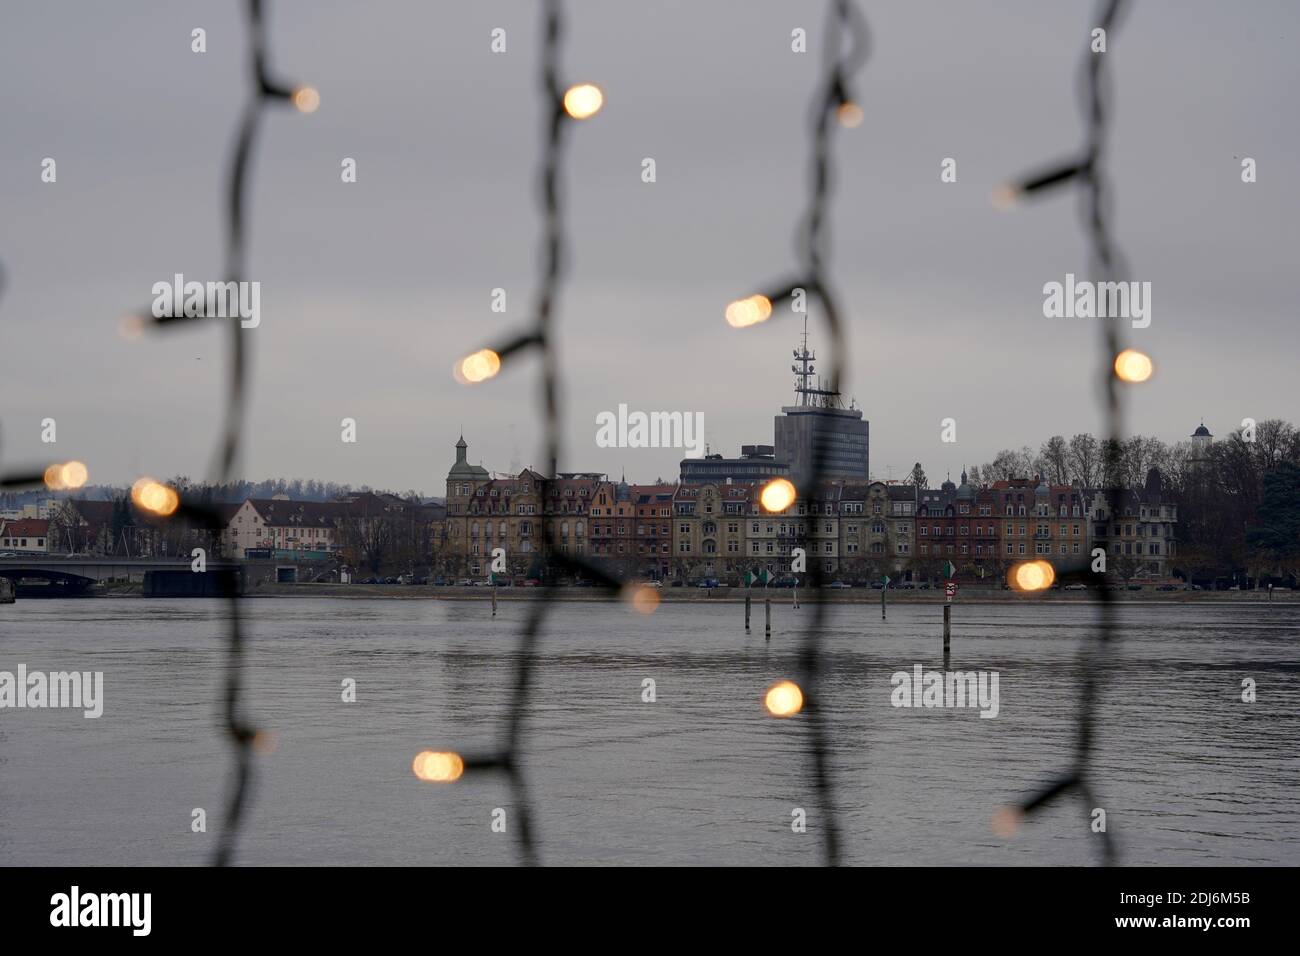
[997,0,1131,864]
[125,0,312,866]
[446,0,624,867]
[732,0,871,866]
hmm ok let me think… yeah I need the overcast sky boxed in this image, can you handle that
[2,0,1296,494]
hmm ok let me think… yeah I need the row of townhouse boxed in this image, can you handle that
[442,438,1179,582]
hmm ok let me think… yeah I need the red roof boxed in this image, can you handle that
[2,518,49,536]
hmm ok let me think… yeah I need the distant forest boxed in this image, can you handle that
[1,477,440,508]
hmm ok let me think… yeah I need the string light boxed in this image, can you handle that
[759,477,797,513]
[836,102,864,128]
[292,85,321,114]
[413,751,465,783]
[995,0,1130,865]
[453,348,503,385]
[622,582,661,615]
[764,680,805,718]
[1010,560,1055,592]
[442,0,615,867]
[562,83,604,119]
[43,461,89,491]
[1113,348,1153,383]
[727,0,871,867]
[130,477,180,517]
[724,294,773,328]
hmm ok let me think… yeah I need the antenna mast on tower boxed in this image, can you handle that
[791,315,843,409]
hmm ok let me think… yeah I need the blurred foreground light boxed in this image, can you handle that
[131,477,180,517]
[1113,348,1153,383]
[252,729,279,755]
[623,582,661,615]
[764,680,804,718]
[836,102,864,128]
[760,478,797,513]
[292,86,320,114]
[453,348,502,385]
[413,750,465,783]
[44,461,88,491]
[1010,560,1055,592]
[119,313,147,339]
[991,183,1020,211]
[724,294,773,329]
[992,805,1024,838]
[563,83,603,119]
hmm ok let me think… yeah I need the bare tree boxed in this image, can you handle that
[1040,435,1070,485]
[1067,433,1102,487]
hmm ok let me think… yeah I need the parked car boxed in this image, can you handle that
[1155,584,1177,591]
[826,580,851,589]
[770,576,798,588]
[1064,583,1088,591]
[648,580,664,589]
[670,580,684,587]
[696,578,720,589]
[917,583,931,590]
[869,582,885,590]
[1183,584,1203,591]
[1127,584,1143,591]
[456,578,472,586]
[522,579,541,587]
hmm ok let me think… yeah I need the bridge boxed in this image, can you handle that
[0,555,248,597]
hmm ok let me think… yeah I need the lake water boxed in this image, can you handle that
[0,597,1296,866]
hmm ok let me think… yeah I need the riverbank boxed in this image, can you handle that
[193,582,1300,604]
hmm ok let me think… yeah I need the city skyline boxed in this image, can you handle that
[2,1,1296,491]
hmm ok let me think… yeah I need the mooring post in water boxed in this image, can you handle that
[793,587,799,610]
[943,602,951,658]
[881,584,887,620]
[765,598,771,641]
[491,584,497,617]
[745,592,751,631]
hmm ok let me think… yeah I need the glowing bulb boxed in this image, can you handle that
[991,183,1020,211]
[44,461,89,491]
[760,478,797,513]
[623,583,660,615]
[837,102,864,128]
[563,83,604,120]
[59,461,88,489]
[453,348,502,385]
[292,86,320,114]
[131,477,180,517]
[1011,560,1055,592]
[992,806,1024,838]
[764,680,804,718]
[1113,348,1153,383]
[412,750,465,783]
[724,294,773,329]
